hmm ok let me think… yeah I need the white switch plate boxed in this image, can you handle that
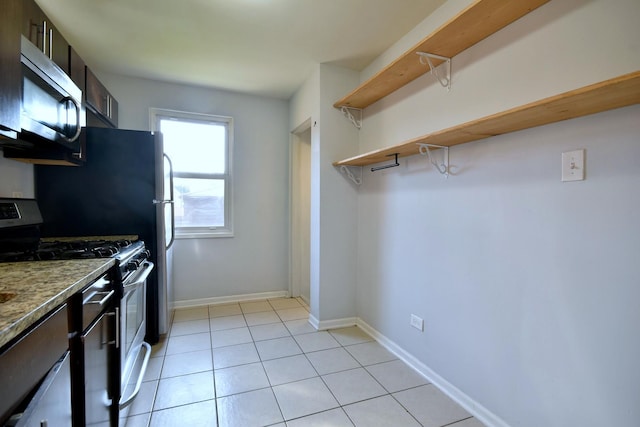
[561,149,585,182]
[410,314,424,331]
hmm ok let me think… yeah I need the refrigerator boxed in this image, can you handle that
[34,127,174,344]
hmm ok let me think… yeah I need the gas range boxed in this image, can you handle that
[0,238,139,263]
[0,199,150,283]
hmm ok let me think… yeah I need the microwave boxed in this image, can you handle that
[19,35,84,150]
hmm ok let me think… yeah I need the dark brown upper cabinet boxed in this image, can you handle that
[22,0,69,73]
[0,0,22,139]
[86,67,119,128]
[69,46,86,101]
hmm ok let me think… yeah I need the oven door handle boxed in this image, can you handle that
[123,261,154,292]
[86,290,115,307]
[119,342,151,409]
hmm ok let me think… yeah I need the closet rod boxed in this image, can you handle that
[371,153,399,172]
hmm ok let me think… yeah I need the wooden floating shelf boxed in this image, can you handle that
[333,0,551,110]
[333,70,640,167]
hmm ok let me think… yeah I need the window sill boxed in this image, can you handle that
[175,230,234,239]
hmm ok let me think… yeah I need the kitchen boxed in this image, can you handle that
[1,0,640,426]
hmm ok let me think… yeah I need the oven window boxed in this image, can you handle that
[124,286,144,357]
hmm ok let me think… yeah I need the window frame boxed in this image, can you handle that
[150,108,234,239]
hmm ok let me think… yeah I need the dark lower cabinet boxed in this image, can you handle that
[0,304,70,425]
[13,352,73,427]
[69,271,119,427]
[0,270,119,427]
[81,311,115,426]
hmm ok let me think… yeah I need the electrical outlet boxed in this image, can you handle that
[410,314,424,331]
[12,192,23,198]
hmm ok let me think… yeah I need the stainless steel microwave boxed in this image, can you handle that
[20,35,84,148]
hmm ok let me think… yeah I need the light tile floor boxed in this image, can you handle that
[127,298,486,427]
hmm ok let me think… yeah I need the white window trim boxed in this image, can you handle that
[150,108,234,239]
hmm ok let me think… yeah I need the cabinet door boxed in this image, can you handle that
[16,352,72,427]
[0,304,69,424]
[21,0,69,72]
[69,46,86,99]
[22,0,45,51]
[109,95,119,127]
[85,67,107,119]
[49,22,70,73]
[81,311,114,426]
[0,0,21,137]
[69,46,87,130]
[86,67,118,128]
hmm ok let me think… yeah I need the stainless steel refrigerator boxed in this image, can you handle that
[35,127,174,343]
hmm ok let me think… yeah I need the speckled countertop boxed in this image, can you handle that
[0,258,115,348]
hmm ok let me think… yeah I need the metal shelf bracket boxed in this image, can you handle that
[416,52,451,91]
[339,165,363,185]
[340,106,362,129]
[418,143,450,178]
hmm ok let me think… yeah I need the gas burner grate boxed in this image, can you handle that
[1,239,139,262]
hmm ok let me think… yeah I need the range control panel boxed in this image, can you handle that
[0,203,20,221]
[0,199,42,229]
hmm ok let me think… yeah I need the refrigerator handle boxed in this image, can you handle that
[164,153,175,250]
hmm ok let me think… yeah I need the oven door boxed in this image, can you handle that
[119,261,154,411]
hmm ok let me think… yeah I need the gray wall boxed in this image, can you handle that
[289,64,361,324]
[0,156,34,198]
[98,73,291,303]
[352,0,640,426]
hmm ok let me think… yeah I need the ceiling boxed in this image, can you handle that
[36,0,446,99]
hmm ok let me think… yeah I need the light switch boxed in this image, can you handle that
[561,149,585,182]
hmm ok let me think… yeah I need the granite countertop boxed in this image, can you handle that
[0,258,116,348]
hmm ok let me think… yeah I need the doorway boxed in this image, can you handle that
[290,121,311,304]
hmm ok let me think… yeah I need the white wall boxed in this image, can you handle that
[316,64,360,323]
[289,68,321,317]
[289,64,360,323]
[98,73,291,302]
[354,0,640,426]
[0,155,34,198]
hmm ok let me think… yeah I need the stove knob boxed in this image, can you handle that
[126,260,139,271]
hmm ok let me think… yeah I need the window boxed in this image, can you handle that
[151,108,233,238]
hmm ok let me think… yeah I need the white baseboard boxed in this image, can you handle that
[173,290,289,309]
[171,297,507,427]
[312,316,358,331]
[308,313,320,330]
[356,318,510,427]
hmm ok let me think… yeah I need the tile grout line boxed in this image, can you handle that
[442,415,476,427]
[209,316,220,427]
[157,302,472,427]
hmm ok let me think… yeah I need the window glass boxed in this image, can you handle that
[173,177,225,228]
[151,109,233,238]
[160,120,226,174]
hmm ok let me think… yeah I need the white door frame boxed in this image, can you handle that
[289,118,312,303]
